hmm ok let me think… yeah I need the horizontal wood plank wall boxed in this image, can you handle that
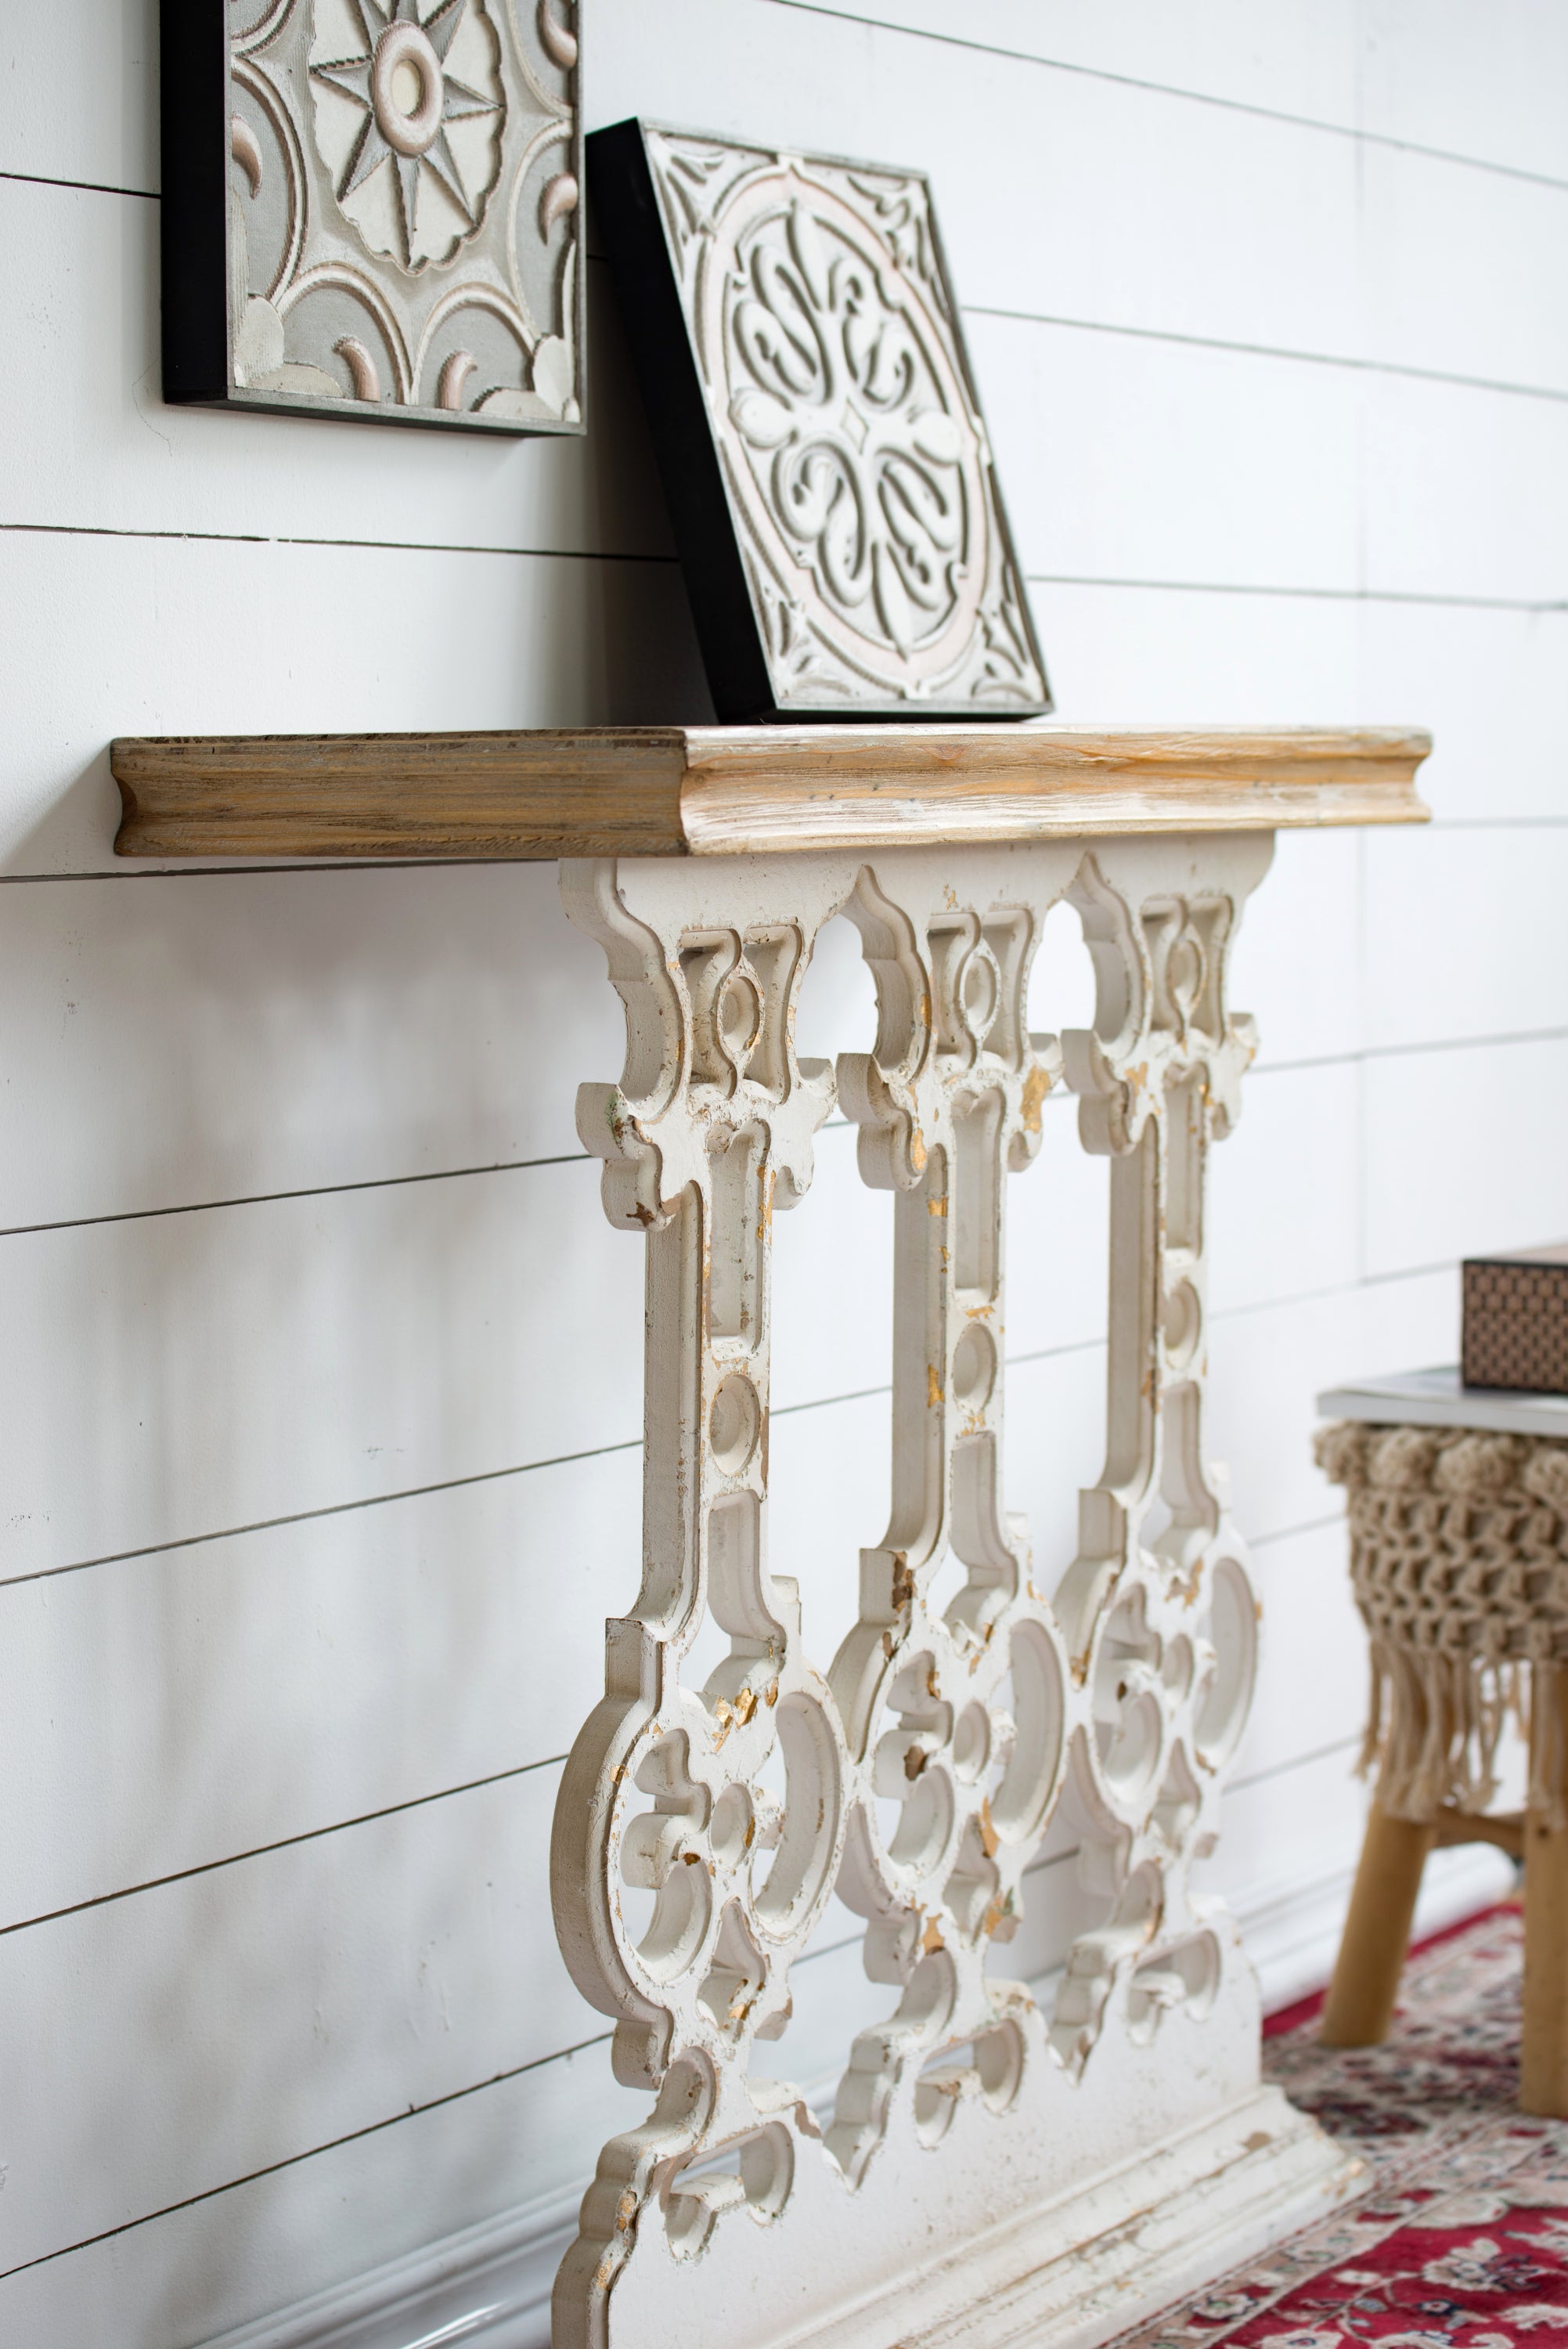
[2,1,1563,2339]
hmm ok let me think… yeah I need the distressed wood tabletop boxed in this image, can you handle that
[110,723,1431,861]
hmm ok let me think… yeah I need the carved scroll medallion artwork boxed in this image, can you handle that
[550,839,1358,2349]
[588,121,1049,720]
[159,0,582,431]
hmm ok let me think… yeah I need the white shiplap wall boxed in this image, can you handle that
[2,4,1564,2343]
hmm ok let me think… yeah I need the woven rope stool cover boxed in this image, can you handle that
[1316,1418,1568,2113]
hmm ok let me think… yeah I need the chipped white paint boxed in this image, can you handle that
[550,834,1358,2349]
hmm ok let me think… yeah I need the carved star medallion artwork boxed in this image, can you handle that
[312,0,503,270]
[160,0,582,432]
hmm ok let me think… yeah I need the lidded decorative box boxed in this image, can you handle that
[1462,1244,1568,1395]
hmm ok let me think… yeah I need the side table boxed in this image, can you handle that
[1316,1368,1568,2115]
[113,723,1428,2349]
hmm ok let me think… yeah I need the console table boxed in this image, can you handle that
[111,725,1429,2349]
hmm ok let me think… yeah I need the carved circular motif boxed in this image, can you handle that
[371,21,445,156]
[950,1320,997,1409]
[958,942,1000,1045]
[716,969,762,1065]
[1193,1556,1257,1767]
[1166,932,1205,1021]
[708,1372,762,1474]
[1162,1276,1202,1371]
[308,0,506,275]
[698,167,990,695]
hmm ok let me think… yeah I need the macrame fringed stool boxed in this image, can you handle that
[1316,1420,1568,2113]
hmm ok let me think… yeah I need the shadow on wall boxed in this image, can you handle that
[0,853,647,2336]
[10,246,715,877]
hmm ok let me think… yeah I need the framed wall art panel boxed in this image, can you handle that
[587,118,1050,723]
[160,0,583,434]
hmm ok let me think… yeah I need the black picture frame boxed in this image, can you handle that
[159,0,586,435]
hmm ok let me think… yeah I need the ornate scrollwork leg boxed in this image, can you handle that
[551,834,1350,2349]
[823,850,1077,2178]
[1051,839,1272,2070]
[550,858,850,2343]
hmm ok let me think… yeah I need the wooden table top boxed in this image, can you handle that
[110,722,1432,861]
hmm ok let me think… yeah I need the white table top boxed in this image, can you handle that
[1316,1364,1568,1438]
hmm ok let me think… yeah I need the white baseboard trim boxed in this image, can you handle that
[200,1843,1518,2349]
[1238,1836,1516,2019]
[199,2187,579,2349]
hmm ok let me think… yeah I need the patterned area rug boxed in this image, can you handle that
[1114,1906,1568,2348]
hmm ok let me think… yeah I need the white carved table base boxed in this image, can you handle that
[549,835,1357,2349]
[109,724,1427,2349]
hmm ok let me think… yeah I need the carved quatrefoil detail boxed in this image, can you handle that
[636,127,1050,712]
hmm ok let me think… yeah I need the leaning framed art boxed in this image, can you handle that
[589,118,1048,721]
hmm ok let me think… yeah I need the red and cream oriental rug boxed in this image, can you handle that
[1114,1907,1568,2349]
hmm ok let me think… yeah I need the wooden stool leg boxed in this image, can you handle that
[1320,1801,1436,2046]
[1522,1666,1568,2117]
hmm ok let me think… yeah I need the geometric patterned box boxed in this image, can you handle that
[1462,1243,1568,1394]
